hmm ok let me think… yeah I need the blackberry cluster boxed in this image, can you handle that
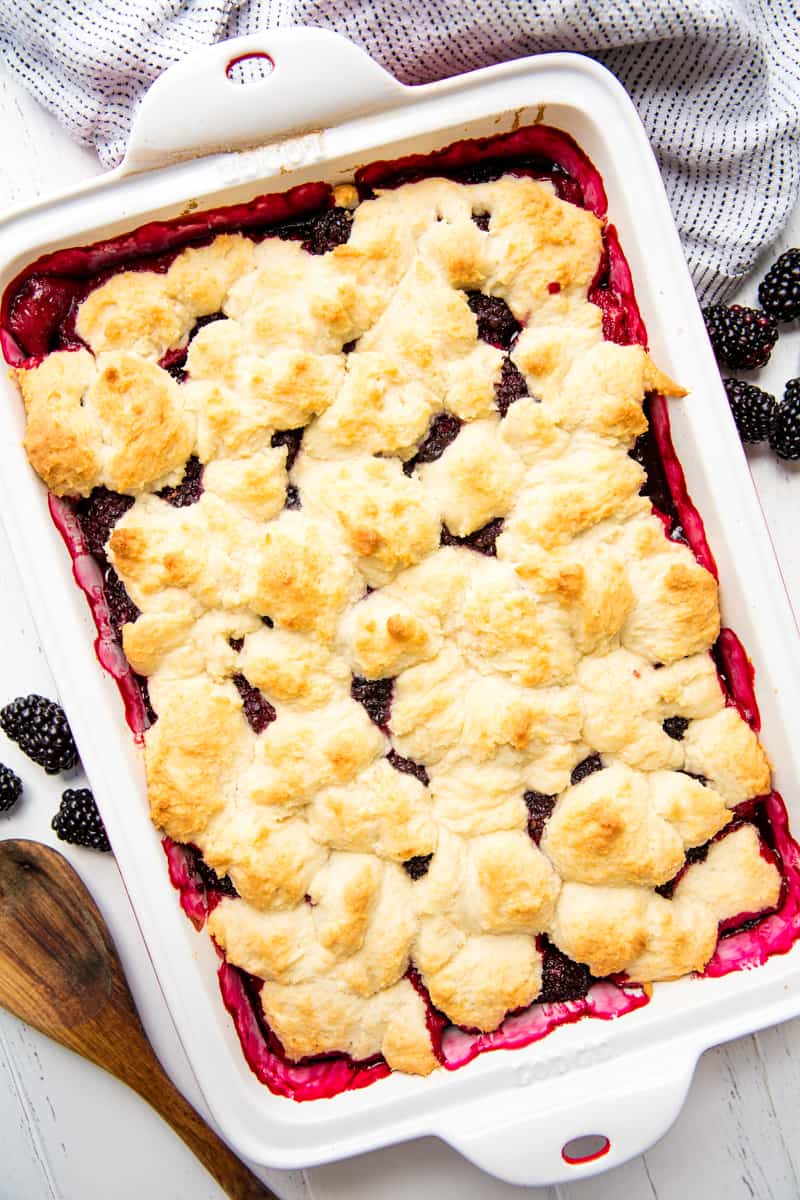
[770,379,800,461]
[758,249,800,322]
[722,380,776,443]
[709,249,800,464]
[52,788,111,851]
[0,695,78,774]
[703,304,777,370]
[0,765,22,813]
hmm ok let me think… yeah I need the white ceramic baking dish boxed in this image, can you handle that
[1,28,799,1189]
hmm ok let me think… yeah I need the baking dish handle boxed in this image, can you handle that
[436,1046,698,1186]
[121,27,408,175]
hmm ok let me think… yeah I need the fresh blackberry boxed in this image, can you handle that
[769,378,800,461]
[0,765,22,813]
[702,304,778,370]
[758,249,800,322]
[722,379,777,443]
[0,695,78,774]
[52,788,111,851]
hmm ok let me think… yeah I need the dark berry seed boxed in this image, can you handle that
[261,616,274,628]
[0,695,78,774]
[758,249,800,322]
[403,412,462,474]
[663,716,689,741]
[472,212,490,231]
[466,291,521,349]
[157,456,204,507]
[524,791,557,843]
[570,754,603,786]
[769,378,800,461]
[387,750,429,787]
[440,517,503,557]
[495,358,528,416]
[52,788,110,851]
[233,674,276,734]
[702,304,777,371]
[539,937,594,1004]
[403,854,433,880]
[351,676,393,728]
[271,427,304,471]
[722,379,777,443]
[342,339,358,354]
[229,636,244,652]
[75,487,134,559]
[0,764,23,813]
[302,207,353,255]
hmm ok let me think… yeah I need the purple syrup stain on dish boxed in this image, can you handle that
[387,749,429,786]
[233,674,276,734]
[495,357,528,416]
[440,517,503,556]
[403,412,462,475]
[217,956,392,1100]
[351,675,393,729]
[157,456,204,507]
[524,791,557,844]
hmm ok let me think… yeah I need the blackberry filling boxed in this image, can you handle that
[387,750,429,787]
[285,484,301,510]
[539,937,594,1004]
[157,456,204,507]
[229,636,245,652]
[233,674,276,734]
[351,676,393,728]
[301,207,353,255]
[570,754,603,786]
[495,358,528,416]
[471,212,490,231]
[524,791,557,843]
[440,517,503,557]
[271,428,304,471]
[403,854,433,880]
[187,843,239,897]
[466,291,521,349]
[663,716,689,741]
[104,565,140,633]
[403,412,462,475]
[74,487,134,557]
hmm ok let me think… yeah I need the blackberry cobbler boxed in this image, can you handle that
[4,125,798,1100]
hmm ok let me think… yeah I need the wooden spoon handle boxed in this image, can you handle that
[129,1048,278,1200]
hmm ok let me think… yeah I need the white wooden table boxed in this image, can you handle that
[1,63,799,1200]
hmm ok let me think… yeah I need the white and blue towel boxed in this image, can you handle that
[1,0,798,302]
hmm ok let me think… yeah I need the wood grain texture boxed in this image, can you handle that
[0,840,276,1200]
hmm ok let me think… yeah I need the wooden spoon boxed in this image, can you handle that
[0,839,277,1200]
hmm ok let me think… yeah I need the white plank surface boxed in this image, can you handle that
[1,62,799,1200]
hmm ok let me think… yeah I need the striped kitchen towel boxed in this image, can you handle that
[1,0,798,302]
